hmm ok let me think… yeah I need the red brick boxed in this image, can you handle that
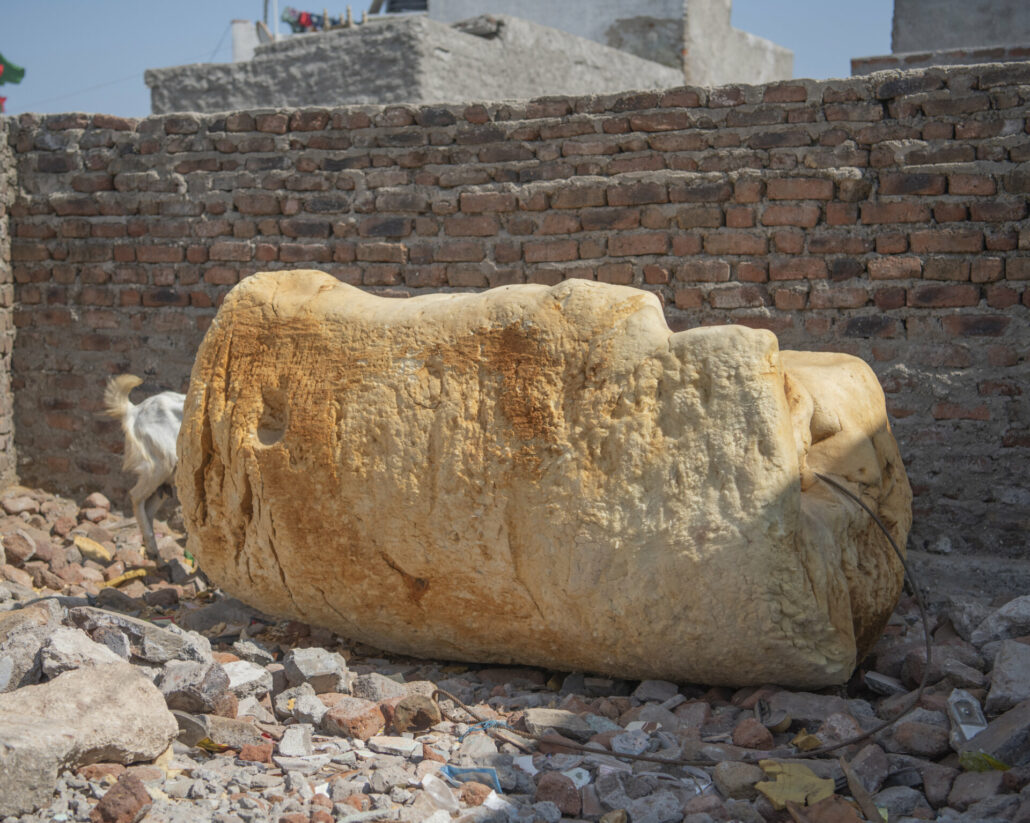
[876,233,908,254]
[280,243,331,263]
[356,243,407,263]
[767,178,834,200]
[932,403,989,421]
[674,288,703,309]
[762,204,820,227]
[460,192,516,213]
[709,285,768,308]
[923,258,970,281]
[628,111,691,132]
[861,203,931,224]
[736,261,767,282]
[443,215,499,237]
[433,240,485,262]
[772,230,804,254]
[608,233,668,256]
[725,206,754,228]
[763,84,808,103]
[671,179,734,203]
[209,241,253,262]
[879,173,946,196]
[677,206,723,229]
[770,258,828,281]
[136,245,185,263]
[1005,258,1030,280]
[597,263,634,284]
[550,185,606,209]
[970,200,1028,222]
[643,264,670,284]
[809,284,869,308]
[949,174,996,195]
[874,286,906,310]
[826,203,858,225]
[971,258,1004,283]
[942,315,1011,336]
[579,208,639,231]
[607,182,668,207]
[842,315,899,338]
[703,233,767,255]
[909,230,983,253]
[660,88,702,107]
[676,260,730,282]
[233,193,280,215]
[773,288,807,310]
[907,284,980,307]
[933,203,968,223]
[523,239,577,263]
[733,179,764,203]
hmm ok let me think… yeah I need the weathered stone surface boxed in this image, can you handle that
[0,663,177,816]
[985,640,1030,714]
[179,270,911,687]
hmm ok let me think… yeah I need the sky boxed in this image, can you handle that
[1,1,894,118]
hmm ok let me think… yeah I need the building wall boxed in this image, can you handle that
[428,0,686,69]
[683,0,792,87]
[145,15,682,115]
[4,63,1030,563]
[892,0,1030,53]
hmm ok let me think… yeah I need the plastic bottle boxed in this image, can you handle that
[421,772,459,813]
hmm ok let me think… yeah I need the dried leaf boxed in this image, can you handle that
[791,728,823,751]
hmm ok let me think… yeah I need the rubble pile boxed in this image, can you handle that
[1,485,1029,823]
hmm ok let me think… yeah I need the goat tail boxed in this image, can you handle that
[103,374,143,420]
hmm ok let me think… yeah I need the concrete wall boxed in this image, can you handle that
[892,0,1030,53]
[145,15,682,115]
[428,0,792,85]
[428,0,686,69]
[4,64,1030,569]
[684,0,792,87]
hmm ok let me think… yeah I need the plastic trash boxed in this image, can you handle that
[421,773,459,813]
[947,688,988,751]
[439,764,504,793]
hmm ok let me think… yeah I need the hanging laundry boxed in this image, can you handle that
[281,6,343,33]
[0,52,25,85]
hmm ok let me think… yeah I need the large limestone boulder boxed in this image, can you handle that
[178,269,911,688]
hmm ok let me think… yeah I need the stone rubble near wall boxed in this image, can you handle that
[1,484,1030,820]
[178,271,911,688]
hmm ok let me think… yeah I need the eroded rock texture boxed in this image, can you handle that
[178,270,911,687]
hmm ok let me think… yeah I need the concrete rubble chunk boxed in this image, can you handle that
[155,660,233,714]
[0,662,177,817]
[970,595,1030,646]
[959,699,1030,767]
[522,707,595,742]
[221,658,274,698]
[351,671,408,701]
[39,626,126,678]
[179,271,911,688]
[985,640,1030,714]
[278,724,314,757]
[282,647,349,693]
[68,606,212,665]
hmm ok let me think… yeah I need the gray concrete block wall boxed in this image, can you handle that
[4,64,1030,565]
[892,0,1030,53]
[146,15,683,115]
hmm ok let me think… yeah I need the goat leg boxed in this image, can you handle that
[134,494,160,557]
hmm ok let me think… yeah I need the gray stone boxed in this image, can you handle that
[971,596,1030,646]
[625,790,684,823]
[370,764,412,793]
[368,735,422,758]
[522,708,594,742]
[351,671,408,701]
[946,596,994,642]
[632,679,680,703]
[986,640,1030,714]
[201,715,266,749]
[872,785,926,817]
[274,682,329,725]
[237,695,276,723]
[848,743,890,793]
[68,606,212,664]
[156,660,232,714]
[947,769,1005,812]
[767,690,849,727]
[222,659,274,698]
[456,732,498,760]
[232,638,276,666]
[712,760,763,800]
[0,625,51,692]
[38,627,127,677]
[282,647,349,694]
[0,662,177,816]
[959,699,1030,767]
[278,724,314,757]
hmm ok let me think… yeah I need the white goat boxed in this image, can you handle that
[103,374,186,555]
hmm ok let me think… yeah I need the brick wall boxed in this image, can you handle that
[0,118,16,487]
[3,62,1029,560]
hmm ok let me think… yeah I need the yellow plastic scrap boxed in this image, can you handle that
[755,760,835,810]
[73,535,112,564]
[791,728,823,752]
[102,568,147,588]
[959,751,1010,772]
[195,737,232,753]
